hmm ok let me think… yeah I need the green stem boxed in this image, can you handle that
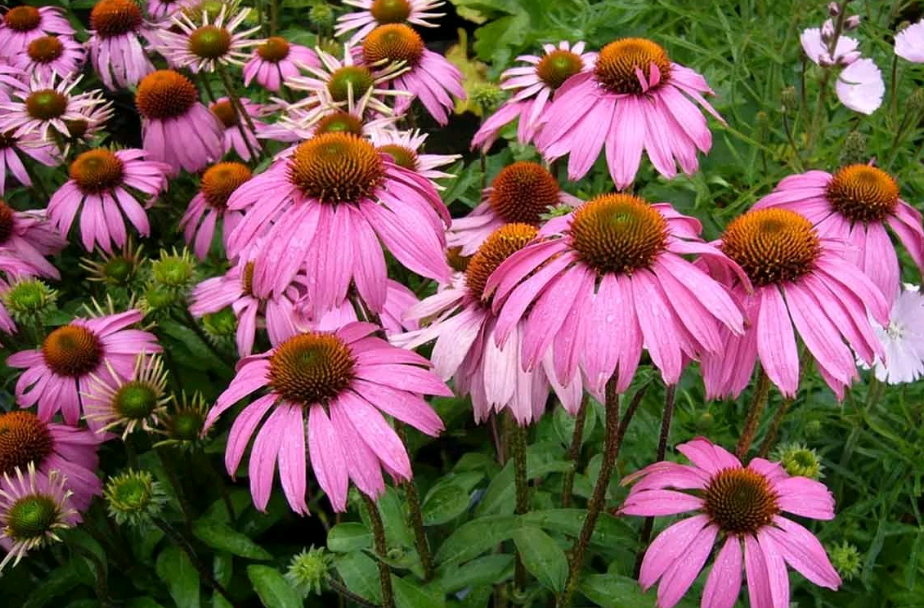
[735,371,772,459]
[362,494,395,608]
[153,517,239,607]
[270,0,278,36]
[325,576,382,608]
[395,424,434,581]
[757,397,793,458]
[510,417,530,595]
[561,396,589,508]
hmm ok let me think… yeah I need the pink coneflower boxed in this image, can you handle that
[0,6,74,62]
[367,127,459,189]
[226,132,451,315]
[244,36,320,92]
[395,224,582,424]
[472,41,596,152]
[896,20,924,62]
[0,278,16,343]
[180,161,251,259]
[336,0,444,45]
[0,200,65,279]
[448,161,579,256]
[866,285,924,384]
[209,97,267,161]
[620,437,841,608]
[261,92,398,144]
[147,0,191,21]
[189,260,306,357]
[535,38,724,189]
[0,464,78,571]
[0,130,58,195]
[0,73,107,141]
[47,148,170,253]
[86,0,156,90]
[203,322,449,513]
[359,24,464,125]
[11,34,86,81]
[84,354,172,439]
[135,69,224,175]
[8,309,161,425]
[487,193,744,400]
[753,164,923,304]
[60,95,115,147]
[155,5,259,73]
[0,410,103,511]
[309,279,420,336]
[701,208,888,400]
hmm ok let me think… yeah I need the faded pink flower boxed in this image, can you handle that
[209,97,267,162]
[896,20,924,63]
[336,0,445,45]
[0,129,59,195]
[0,201,65,279]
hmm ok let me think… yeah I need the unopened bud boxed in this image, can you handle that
[2,279,57,322]
[309,4,334,30]
[838,50,861,66]
[821,19,836,42]
[844,15,861,31]
[828,541,861,581]
[286,546,332,597]
[471,83,506,114]
[838,131,867,167]
[104,470,167,527]
[828,2,840,16]
[780,86,798,112]
[774,442,823,479]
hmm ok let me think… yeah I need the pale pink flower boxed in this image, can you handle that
[147,0,192,21]
[86,0,155,90]
[801,23,860,66]
[835,58,884,114]
[135,69,224,175]
[896,20,924,62]
[753,165,923,304]
[0,201,65,279]
[180,161,252,259]
[620,437,841,608]
[0,73,107,142]
[308,280,420,336]
[701,208,889,400]
[155,5,260,73]
[448,160,579,256]
[0,130,58,194]
[12,34,86,81]
[336,0,445,45]
[367,127,459,190]
[472,41,596,152]
[203,322,449,514]
[209,97,267,162]
[395,225,582,425]
[867,285,924,384]
[488,193,744,401]
[8,309,161,425]
[0,6,74,62]
[48,148,170,253]
[261,92,397,144]
[536,38,724,189]
[83,354,171,438]
[226,132,451,315]
[244,36,320,92]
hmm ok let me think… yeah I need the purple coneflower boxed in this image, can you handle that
[244,36,320,92]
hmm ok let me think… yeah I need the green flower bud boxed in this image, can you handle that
[780,86,798,112]
[828,541,861,581]
[309,3,335,30]
[471,83,505,113]
[838,132,867,168]
[2,279,57,322]
[80,239,144,287]
[150,249,197,291]
[774,442,823,479]
[286,546,332,597]
[154,392,210,450]
[104,470,166,527]
[803,419,823,439]
[202,307,237,345]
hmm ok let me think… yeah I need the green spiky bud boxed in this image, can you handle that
[828,541,861,581]
[838,132,867,168]
[780,86,798,113]
[803,419,823,439]
[471,83,505,113]
[774,442,823,479]
[286,546,332,597]
[150,249,196,291]
[154,392,210,450]
[309,3,335,30]
[104,470,166,527]
[202,307,237,343]
[2,279,57,322]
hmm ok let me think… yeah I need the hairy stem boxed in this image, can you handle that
[362,494,395,608]
[561,396,589,508]
[735,371,772,459]
[395,424,433,581]
[510,417,530,594]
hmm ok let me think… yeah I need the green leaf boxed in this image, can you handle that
[519,509,636,550]
[156,545,200,608]
[334,553,381,603]
[213,552,234,608]
[511,527,568,592]
[392,576,446,608]
[125,599,166,608]
[434,515,517,565]
[421,482,472,525]
[327,522,372,553]
[246,565,301,608]
[438,554,514,593]
[474,461,515,516]
[579,573,655,608]
[23,563,80,608]
[192,519,272,560]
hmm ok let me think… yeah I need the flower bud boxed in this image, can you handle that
[837,50,861,66]
[774,442,823,479]
[471,83,506,113]
[104,470,166,527]
[828,2,840,16]
[828,541,861,581]
[838,131,867,167]
[821,19,836,43]
[309,4,335,30]
[154,392,211,449]
[150,248,196,291]
[780,86,798,112]
[844,15,861,31]
[2,279,57,322]
[286,546,332,597]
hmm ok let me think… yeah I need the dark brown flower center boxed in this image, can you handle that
[65,119,89,139]
[721,209,821,287]
[370,0,411,24]
[362,24,424,67]
[0,201,14,245]
[241,261,255,296]
[594,38,672,95]
[327,66,375,103]
[209,100,237,128]
[378,144,418,170]
[136,70,198,120]
[703,468,780,535]
[488,161,560,225]
[4,6,41,32]
[69,149,125,194]
[27,36,64,63]
[315,111,364,136]
[42,324,104,377]
[536,50,584,90]
[201,162,251,209]
[0,131,15,150]
[825,164,899,224]
[256,36,290,62]
[189,25,232,60]
[25,90,68,121]
[268,333,355,405]
[447,245,471,272]
[90,0,143,37]
[465,223,538,303]
[0,411,54,478]
[288,133,384,204]
[569,194,667,276]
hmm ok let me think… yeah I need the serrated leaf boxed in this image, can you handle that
[192,519,272,560]
[421,483,472,525]
[392,576,446,608]
[511,527,568,592]
[156,545,200,608]
[579,573,655,608]
[246,565,301,608]
[327,522,372,553]
[434,515,517,565]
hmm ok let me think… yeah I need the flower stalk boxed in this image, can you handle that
[362,494,395,608]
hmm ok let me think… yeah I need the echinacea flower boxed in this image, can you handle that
[244,36,320,92]
[0,464,78,571]
[0,278,16,343]
[0,73,108,141]
[8,309,161,425]
[487,193,744,399]
[0,410,103,511]
[47,148,171,253]
[0,200,66,279]
[209,97,266,161]
[395,224,582,424]
[135,69,224,175]
[156,5,259,73]
[12,34,86,81]
[536,38,724,189]
[261,92,397,143]
[0,129,59,195]
[753,164,923,303]
[896,20,924,62]
[180,161,251,259]
[226,132,451,315]
[60,95,115,147]
[701,208,888,400]
[84,354,171,438]
[472,41,596,152]
[336,0,445,45]
[203,322,449,513]
[360,24,464,125]
[448,161,579,256]
[620,437,841,608]
[866,285,924,384]
[308,279,420,336]
[367,127,459,190]
[0,6,74,62]
[87,0,156,90]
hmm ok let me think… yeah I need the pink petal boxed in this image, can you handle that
[702,536,743,608]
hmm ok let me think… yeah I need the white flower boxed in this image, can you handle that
[896,20,924,63]
[835,58,884,115]
[868,286,924,384]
